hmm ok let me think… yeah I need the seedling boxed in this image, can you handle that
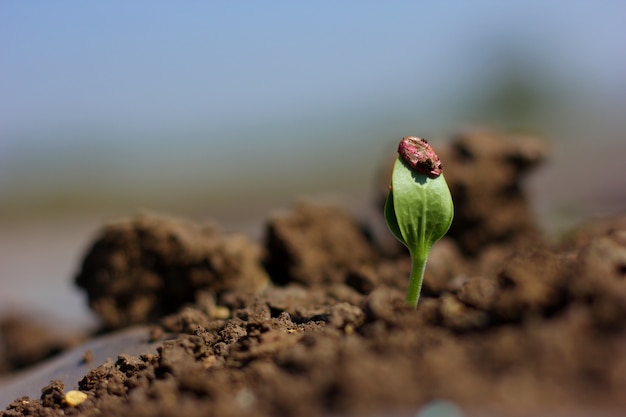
[384,137,454,307]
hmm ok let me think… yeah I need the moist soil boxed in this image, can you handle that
[2,129,626,417]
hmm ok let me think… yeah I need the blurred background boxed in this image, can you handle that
[1,1,625,330]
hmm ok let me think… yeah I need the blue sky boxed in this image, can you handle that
[3,1,625,134]
[1,1,626,210]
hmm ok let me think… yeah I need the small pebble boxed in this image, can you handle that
[64,390,88,407]
[211,305,231,320]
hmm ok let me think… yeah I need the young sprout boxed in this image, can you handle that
[384,137,454,307]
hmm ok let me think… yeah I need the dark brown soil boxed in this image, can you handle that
[2,129,626,417]
[0,315,83,375]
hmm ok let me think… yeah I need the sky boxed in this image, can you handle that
[1,1,626,213]
[3,2,625,133]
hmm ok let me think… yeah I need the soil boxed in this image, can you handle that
[2,128,626,417]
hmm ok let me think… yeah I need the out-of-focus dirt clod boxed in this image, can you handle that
[75,212,269,329]
[438,128,548,255]
[264,202,377,286]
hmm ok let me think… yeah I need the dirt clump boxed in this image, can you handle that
[75,212,269,330]
[3,131,626,417]
[264,202,377,286]
[438,128,548,255]
[0,315,83,374]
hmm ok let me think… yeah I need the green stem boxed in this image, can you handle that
[406,251,428,308]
